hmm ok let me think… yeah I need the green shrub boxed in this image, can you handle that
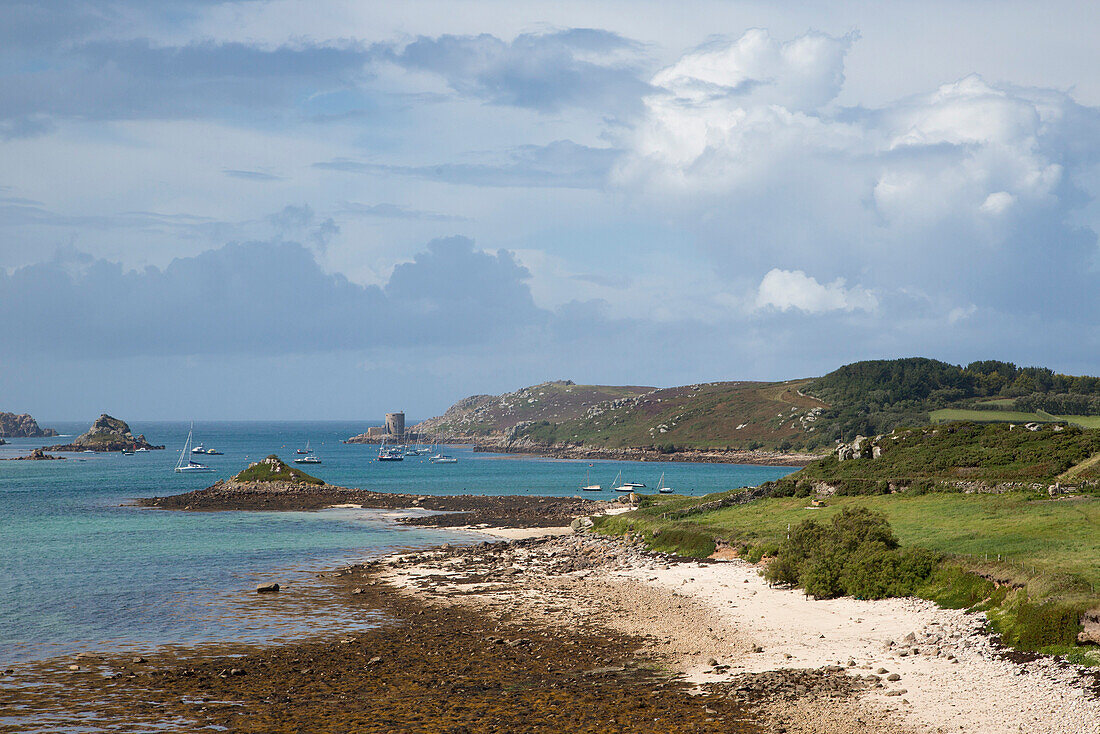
[764,507,937,600]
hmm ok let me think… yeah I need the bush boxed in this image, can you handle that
[765,507,938,600]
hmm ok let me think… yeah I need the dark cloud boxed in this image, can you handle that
[314,140,617,189]
[389,28,652,114]
[0,237,546,358]
[223,169,283,181]
[0,37,373,122]
[337,202,467,222]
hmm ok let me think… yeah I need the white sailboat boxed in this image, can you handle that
[429,436,458,463]
[176,423,214,473]
[612,470,633,492]
[656,472,673,494]
[581,467,602,491]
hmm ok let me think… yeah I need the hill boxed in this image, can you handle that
[413,358,1100,457]
[767,422,1100,497]
[231,455,325,485]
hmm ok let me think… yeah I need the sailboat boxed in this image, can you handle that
[612,470,633,492]
[656,473,673,494]
[377,437,404,461]
[581,466,602,491]
[429,436,458,464]
[175,423,214,473]
[296,440,312,455]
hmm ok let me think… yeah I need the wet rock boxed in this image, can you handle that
[256,583,280,593]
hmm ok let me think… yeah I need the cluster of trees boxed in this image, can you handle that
[802,358,1100,442]
[1014,393,1100,416]
[764,507,938,599]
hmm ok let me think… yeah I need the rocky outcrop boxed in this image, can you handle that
[43,414,162,452]
[3,448,64,459]
[0,412,57,438]
[836,434,885,461]
[4,448,65,461]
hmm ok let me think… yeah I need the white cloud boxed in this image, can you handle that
[980,191,1016,215]
[755,269,878,314]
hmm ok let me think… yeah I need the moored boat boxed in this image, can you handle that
[175,423,214,473]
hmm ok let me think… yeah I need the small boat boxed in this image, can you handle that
[82,450,94,454]
[296,441,312,455]
[612,470,634,492]
[135,447,148,452]
[175,423,214,473]
[430,454,458,464]
[623,481,645,488]
[580,467,602,491]
[294,454,321,465]
[191,443,207,455]
[204,448,223,455]
[656,473,673,494]
[122,449,135,456]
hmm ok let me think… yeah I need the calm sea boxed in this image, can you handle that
[0,421,796,664]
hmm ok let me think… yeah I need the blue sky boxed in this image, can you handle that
[3,0,1100,420]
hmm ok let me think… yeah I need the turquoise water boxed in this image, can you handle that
[0,421,795,664]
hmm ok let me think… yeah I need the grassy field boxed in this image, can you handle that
[929,408,1100,429]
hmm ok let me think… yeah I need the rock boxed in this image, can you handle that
[256,583,280,593]
[132,657,146,664]
[876,668,888,674]
[570,516,594,533]
[229,668,245,676]
[1077,609,1100,645]
[886,673,901,681]
[352,587,363,594]
[884,689,907,697]
[367,656,382,665]
[0,412,57,438]
[43,414,162,452]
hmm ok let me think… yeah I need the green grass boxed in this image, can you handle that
[232,455,325,485]
[930,408,1100,429]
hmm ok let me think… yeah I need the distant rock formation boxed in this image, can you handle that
[4,448,65,461]
[0,412,58,438]
[43,414,163,452]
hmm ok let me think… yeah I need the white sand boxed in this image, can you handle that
[463,525,574,540]
[614,558,1100,734]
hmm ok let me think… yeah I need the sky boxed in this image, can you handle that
[3,0,1100,421]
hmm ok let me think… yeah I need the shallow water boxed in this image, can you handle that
[0,420,795,664]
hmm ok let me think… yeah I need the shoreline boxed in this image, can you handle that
[8,496,1098,732]
[469,440,821,466]
[343,434,821,466]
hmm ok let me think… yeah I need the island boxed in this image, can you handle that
[3,448,65,461]
[43,414,163,452]
[0,411,57,438]
[140,454,610,525]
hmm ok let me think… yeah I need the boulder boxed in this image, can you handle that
[256,583,280,593]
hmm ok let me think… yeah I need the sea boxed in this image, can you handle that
[0,421,796,665]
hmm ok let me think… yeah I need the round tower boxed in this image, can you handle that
[385,412,405,439]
